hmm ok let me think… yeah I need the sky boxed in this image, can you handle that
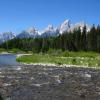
[0,0,100,34]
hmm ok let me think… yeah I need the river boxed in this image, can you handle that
[0,54,20,67]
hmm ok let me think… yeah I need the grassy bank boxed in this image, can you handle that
[0,48,6,53]
[17,51,100,68]
[0,48,30,54]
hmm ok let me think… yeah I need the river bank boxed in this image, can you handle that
[17,52,100,69]
[0,64,100,100]
[0,53,100,100]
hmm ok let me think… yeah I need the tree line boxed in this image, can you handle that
[0,25,100,53]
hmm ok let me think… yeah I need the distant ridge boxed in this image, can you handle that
[0,19,91,42]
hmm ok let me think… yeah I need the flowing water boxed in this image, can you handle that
[0,54,20,67]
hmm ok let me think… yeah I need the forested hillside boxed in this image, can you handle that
[1,25,100,53]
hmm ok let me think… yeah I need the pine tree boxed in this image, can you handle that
[81,25,87,51]
[87,25,97,51]
[97,25,100,52]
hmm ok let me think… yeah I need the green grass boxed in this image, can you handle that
[17,52,100,68]
[8,48,26,53]
[62,51,100,58]
[0,48,6,53]
[0,48,28,54]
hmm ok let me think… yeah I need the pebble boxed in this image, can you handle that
[0,65,100,100]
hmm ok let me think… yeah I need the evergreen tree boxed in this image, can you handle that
[87,25,97,51]
[97,25,100,52]
[0,24,100,53]
[81,25,87,51]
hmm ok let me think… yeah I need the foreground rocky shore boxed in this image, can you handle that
[0,65,100,100]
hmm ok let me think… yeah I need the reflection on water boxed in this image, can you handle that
[0,54,20,67]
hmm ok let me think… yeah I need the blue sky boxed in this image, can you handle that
[0,0,100,34]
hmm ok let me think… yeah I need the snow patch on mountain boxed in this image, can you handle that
[0,32,15,43]
[17,27,39,38]
[41,25,59,37]
[70,22,91,32]
[59,20,71,34]
[0,19,91,42]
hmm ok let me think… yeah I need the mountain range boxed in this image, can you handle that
[0,19,91,43]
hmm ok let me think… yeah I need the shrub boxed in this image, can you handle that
[72,58,77,65]
[47,49,62,56]
[62,51,69,57]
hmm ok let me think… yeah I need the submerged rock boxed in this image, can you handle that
[0,65,100,100]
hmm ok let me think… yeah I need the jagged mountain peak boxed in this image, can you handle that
[44,25,54,32]
[41,24,59,37]
[70,21,91,32]
[47,25,53,29]
[27,27,38,34]
[59,19,71,34]
[0,19,91,42]
[0,31,15,43]
[17,27,40,39]
[17,20,90,39]
[2,31,15,38]
[62,19,70,25]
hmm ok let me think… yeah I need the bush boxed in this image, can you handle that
[0,48,6,53]
[62,51,69,57]
[47,49,62,56]
[47,48,55,54]
[72,58,77,65]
